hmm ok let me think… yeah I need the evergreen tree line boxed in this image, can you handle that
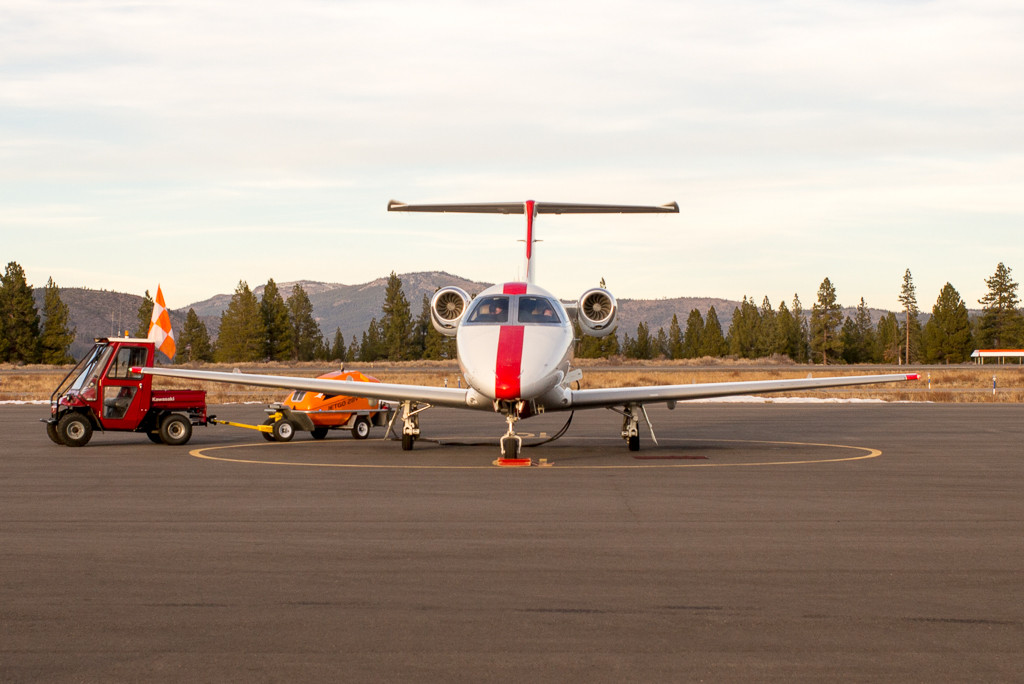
[4,260,1023,366]
[590,264,1024,365]
[0,262,76,364]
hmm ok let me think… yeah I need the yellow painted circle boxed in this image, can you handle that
[189,438,881,470]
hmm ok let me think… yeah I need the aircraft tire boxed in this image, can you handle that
[401,433,414,451]
[272,419,296,442]
[58,413,92,447]
[628,434,640,451]
[501,436,520,459]
[352,416,371,440]
[159,413,193,446]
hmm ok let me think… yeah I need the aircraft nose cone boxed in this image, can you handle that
[458,324,572,403]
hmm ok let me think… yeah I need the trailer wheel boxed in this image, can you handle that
[311,427,329,440]
[159,413,193,446]
[272,419,295,442]
[261,418,276,442]
[352,416,371,440]
[58,413,93,447]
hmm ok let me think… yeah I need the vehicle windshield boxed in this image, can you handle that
[68,344,113,392]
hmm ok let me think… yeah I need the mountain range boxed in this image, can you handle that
[36,272,900,359]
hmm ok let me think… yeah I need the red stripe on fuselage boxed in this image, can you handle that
[503,282,527,295]
[495,325,525,400]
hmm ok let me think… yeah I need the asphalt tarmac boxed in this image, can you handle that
[3,402,1022,682]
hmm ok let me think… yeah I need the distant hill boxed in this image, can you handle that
[36,274,925,361]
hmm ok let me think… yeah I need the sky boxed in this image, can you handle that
[2,0,1022,313]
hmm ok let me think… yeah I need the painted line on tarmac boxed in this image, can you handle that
[189,438,882,470]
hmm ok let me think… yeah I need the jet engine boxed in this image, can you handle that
[430,286,470,336]
[576,287,617,337]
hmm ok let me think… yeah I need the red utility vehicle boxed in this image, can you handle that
[45,337,209,447]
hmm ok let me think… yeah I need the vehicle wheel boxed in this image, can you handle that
[351,416,371,440]
[146,432,162,444]
[401,433,414,451]
[46,421,65,445]
[272,419,295,442]
[159,413,193,446]
[628,434,640,452]
[501,436,520,459]
[311,427,329,440]
[261,418,276,442]
[58,413,93,447]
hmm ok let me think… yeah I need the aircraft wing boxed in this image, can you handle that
[136,367,473,409]
[567,373,920,409]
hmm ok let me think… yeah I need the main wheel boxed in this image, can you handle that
[272,419,295,442]
[628,434,640,452]
[46,421,64,445]
[401,433,414,451]
[311,427,329,440]
[58,413,93,447]
[159,413,193,446]
[351,416,371,440]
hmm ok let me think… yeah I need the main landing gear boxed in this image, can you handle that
[613,404,659,452]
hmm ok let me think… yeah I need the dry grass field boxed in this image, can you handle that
[3,357,1023,403]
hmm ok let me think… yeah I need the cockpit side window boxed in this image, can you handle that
[517,296,561,324]
[465,296,510,324]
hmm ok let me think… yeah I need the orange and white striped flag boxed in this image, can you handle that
[147,285,176,360]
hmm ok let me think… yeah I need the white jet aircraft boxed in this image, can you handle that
[140,199,919,460]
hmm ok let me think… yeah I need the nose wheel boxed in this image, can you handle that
[495,412,530,466]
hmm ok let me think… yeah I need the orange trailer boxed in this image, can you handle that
[261,369,393,442]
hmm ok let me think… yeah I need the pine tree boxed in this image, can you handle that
[922,283,974,364]
[629,322,653,359]
[682,309,703,359]
[411,294,432,360]
[810,277,843,364]
[215,281,266,362]
[655,327,669,359]
[330,327,348,362]
[359,318,384,362]
[876,312,901,364]
[260,279,293,361]
[898,269,922,364]
[177,308,214,363]
[0,261,41,363]
[346,334,360,362]
[788,294,810,362]
[756,296,779,357]
[667,314,683,359]
[38,277,76,364]
[727,296,759,359]
[380,272,414,361]
[135,290,154,338]
[977,262,1023,348]
[699,307,728,357]
[841,297,876,364]
[287,284,322,361]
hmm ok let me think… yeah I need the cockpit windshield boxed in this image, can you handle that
[464,295,562,326]
[517,296,561,324]
[465,296,510,324]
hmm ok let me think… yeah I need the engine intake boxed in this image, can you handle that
[430,287,470,337]
[577,288,617,337]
